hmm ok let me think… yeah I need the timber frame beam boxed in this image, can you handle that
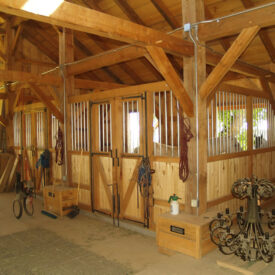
[28,83,64,124]
[146,45,193,117]
[0,0,194,57]
[198,3,275,41]
[0,69,125,90]
[200,26,260,100]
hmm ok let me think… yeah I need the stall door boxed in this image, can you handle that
[23,110,47,191]
[119,97,148,225]
[91,101,116,216]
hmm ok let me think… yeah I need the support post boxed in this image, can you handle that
[59,28,75,185]
[182,0,207,215]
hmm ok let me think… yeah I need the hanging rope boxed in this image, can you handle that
[179,106,193,182]
[55,126,64,166]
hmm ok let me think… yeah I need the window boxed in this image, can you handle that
[207,91,247,156]
[71,101,89,151]
[153,91,180,157]
[253,97,274,149]
[123,100,140,154]
[13,112,22,147]
[25,113,32,148]
[36,111,45,149]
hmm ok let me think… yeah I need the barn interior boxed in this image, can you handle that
[0,0,274,274]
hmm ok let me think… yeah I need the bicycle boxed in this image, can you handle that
[13,173,35,219]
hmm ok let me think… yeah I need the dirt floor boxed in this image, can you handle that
[0,192,274,275]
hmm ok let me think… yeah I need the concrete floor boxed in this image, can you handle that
[0,192,274,275]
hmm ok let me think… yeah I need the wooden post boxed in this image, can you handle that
[59,28,75,185]
[247,96,253,176]
[182,0,207,215]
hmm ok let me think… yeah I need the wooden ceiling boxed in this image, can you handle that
[0,0,275,87]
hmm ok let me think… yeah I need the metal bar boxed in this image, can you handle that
[219,91,221,154]
[84,102,86,151]
[87,102,89,151]
[106,103,109,152]
[244,96,248,150]
[223,91,225,153]
[164,91,168,154]
[102,104,105,152]
[226,92,228,153]
[80,102,83,150]
[170,91,173,157]
[98,104,101,151]
[215,93,217,155]
[207,103,210,156]
[73,103,76,151]
[153,92,156,155]
[211,99,214,156]
[177,100,179,157]
[77,103,80,151]
[159,92,162,155]
[70,104,73,150]
[123,102,125,153]
[127,101,129,153]
[109,104,113,150]
[137,100,140,154]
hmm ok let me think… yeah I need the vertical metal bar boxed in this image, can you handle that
[170,91,173,157]
[159,92,162,155]
[127,101,129,152]
[164,91,168,154]
[137,100,140,154]
[239,94,241,151]
[207,103,210,156]
[123,102,125,153]
[177,100,179,157]
[215,93,218,155]
[73,103,76,151]
[86,102,89,151]
[109,104,113,150]
[77,103,80,151]
[222,91,225,153]
[98,104,101,151]
[106,104,109,152]
[71,104,73,150]
[102,104,105,152]
[153,92,156,155]
[245,96,247,150]
[84,102,86,151]
[79,102,83,150]
[218,91,222,154]
[226,92,228,153]
[211,99,214,156]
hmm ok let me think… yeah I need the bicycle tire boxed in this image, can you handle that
[13,199,23,219]
[23,195,34,216]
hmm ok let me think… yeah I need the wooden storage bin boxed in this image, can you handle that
[156,212,216,259]
[43,185,78,216]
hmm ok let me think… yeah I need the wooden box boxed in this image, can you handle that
[156,212,216,259]
[43,185,77,216]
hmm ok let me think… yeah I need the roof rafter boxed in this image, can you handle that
[150,0,181,29]
[240,0,275,63]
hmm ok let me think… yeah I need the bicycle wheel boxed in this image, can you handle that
[23,195,34,216]
[13,199,23,219]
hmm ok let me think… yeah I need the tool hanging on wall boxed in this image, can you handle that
[137,157,154,228]
[55,126,64,165]
[178,106,193,182]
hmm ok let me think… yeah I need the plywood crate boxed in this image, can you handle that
[43,185,78,216]
[156,211,216,259]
